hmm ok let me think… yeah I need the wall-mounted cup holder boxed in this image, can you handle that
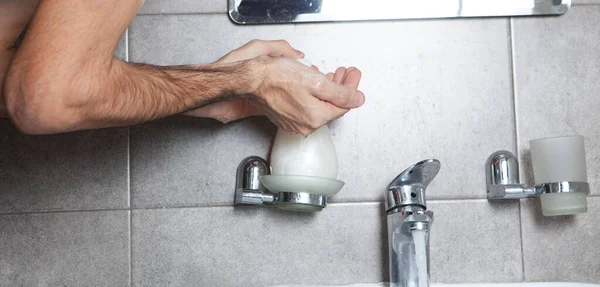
[486,136,590,216]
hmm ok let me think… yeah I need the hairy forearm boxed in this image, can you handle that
[5,57,258,133]
[0,50,13,118]
[0,0,42,118]
[1,0,216,133]
[0,100,6,117]
[72,59,255,130]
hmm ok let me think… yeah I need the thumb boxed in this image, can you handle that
[260,40,304,58]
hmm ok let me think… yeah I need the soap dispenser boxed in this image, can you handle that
[234,125,345,212]
[233,59,346,212]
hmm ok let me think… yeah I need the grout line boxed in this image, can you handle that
[508,18,520,156]
[328,197,492,205]
[517,199,527,282]
[509,20,531,280]
[9,195,591,218]
[128,210,133,287]
[127,130,131,208]
[2,195,592,217]
[425,197,489,202]
[132,203,240,210]
[327,202,381,207]
[127,125,133,286]
[0,198,504,216]
[136,12,227,16]
[0,205,237,216]
[0,208,132,216]
[508,17,531,188]
[572,2,600,6]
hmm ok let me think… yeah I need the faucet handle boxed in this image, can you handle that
[386,159,441,212]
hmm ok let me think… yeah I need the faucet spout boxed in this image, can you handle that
[385,159,440,287]
[388,206,433,287]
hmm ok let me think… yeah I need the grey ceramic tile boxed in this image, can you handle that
[521,197,600,283]
[115,30,128,61]
[138,0,226,14]
[512,6,600,195]
[349,21,514,201]
[0,210,130,286]
[131,203,387,287]
[129,14,285,65]
[130,116,276,208]
[0,120,129,213]
[573,0,600,5]
[429,200,523,283]
[129,15,514,203]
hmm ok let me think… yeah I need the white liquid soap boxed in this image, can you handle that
[270,125,338,179]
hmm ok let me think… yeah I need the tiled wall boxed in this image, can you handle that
[1,1,600,286]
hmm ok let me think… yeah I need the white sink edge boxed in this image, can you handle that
[270,283,600,287]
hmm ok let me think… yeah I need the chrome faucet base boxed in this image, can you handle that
[234,156,328,212]
[486,151,590,200]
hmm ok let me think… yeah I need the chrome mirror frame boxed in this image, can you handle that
[229,0,570,24]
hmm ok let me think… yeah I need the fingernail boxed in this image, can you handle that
[295,49,304,57]
[354,91,365,107]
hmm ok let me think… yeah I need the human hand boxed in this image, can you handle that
[185,39,365,135]
[184,40,304,122]
[217,39,304,64]
[245,56,364,136]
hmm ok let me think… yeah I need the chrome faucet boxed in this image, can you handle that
[385,159,440,287]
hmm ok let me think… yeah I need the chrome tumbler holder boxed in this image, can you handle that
[486,150,589,200]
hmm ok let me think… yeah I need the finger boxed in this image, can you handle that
[260,40,304,58]
[324,102,351,122]
[299,95,350,131]
[333,67,347,84]
[341,67,362,90]
[340,67,356,85]
[326,72,334,81]
[311,65,320,72]
[316,79,365,109]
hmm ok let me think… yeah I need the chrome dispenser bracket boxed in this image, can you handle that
[234,156,276,205]
[234,156,327,210]
[486,150,590,200]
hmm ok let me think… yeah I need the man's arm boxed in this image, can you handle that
[4,0,254,133]
[0,0,39,118]
[4,0,364,135]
